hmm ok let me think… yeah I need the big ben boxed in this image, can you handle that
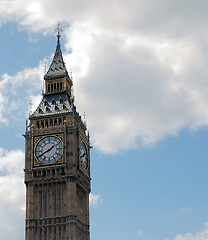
[24,27,91,240]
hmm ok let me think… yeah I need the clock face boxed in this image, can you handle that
[35,136,63,164]
[79,141,88,171]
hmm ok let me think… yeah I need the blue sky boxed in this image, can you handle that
[1,1,208,240]
[91,129,208,240]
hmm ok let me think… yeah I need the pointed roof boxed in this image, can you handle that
[30,93,72,118]
[44,34,69,80]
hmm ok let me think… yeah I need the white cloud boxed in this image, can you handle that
[1,0,208,154]
[0,148,25,240]
[1,1,208,238]
[0,60,45,124]
[71,30,207,153]
[89,193,103,207]
[174,222,208,240]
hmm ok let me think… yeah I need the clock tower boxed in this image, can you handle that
[24,30,91,240]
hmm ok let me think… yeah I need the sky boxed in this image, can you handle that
[0,0,208,240]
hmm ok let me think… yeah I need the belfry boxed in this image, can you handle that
[24,27,91,240]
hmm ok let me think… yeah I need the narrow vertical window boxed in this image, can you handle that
[40,191,42,218]
[54,191,56,217]
[59,191,61,216]
[54,227,56,240]
[59,226,61,240]
[45,191,47,217]
[45,228,47,240]
[60,82,62,90]
[50,119,53,127]
[63,117,66,125]
[45,120,48,128]
[48,84,50,92]
[40,228,42,240]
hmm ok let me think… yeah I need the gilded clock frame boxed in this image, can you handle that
[79,138,89,174]
[33,133,65,168]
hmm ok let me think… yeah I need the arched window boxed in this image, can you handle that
[61,168,65,175]
[45,120,48,128]
[50,119,53,127]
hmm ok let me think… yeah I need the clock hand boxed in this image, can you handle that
[80,152,86,158]
[38,145,55,158]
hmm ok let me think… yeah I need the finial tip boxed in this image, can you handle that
[56,23,62,38]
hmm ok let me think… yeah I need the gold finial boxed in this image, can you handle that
[56,23,62,38]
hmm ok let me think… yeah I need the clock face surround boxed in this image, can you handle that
[80,141,88,171]
[35,136,63,164]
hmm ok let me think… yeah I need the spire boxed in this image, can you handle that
[44,24,69,80]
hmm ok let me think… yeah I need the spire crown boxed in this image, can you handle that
[44,24,68,81]
[56,23,62,39]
